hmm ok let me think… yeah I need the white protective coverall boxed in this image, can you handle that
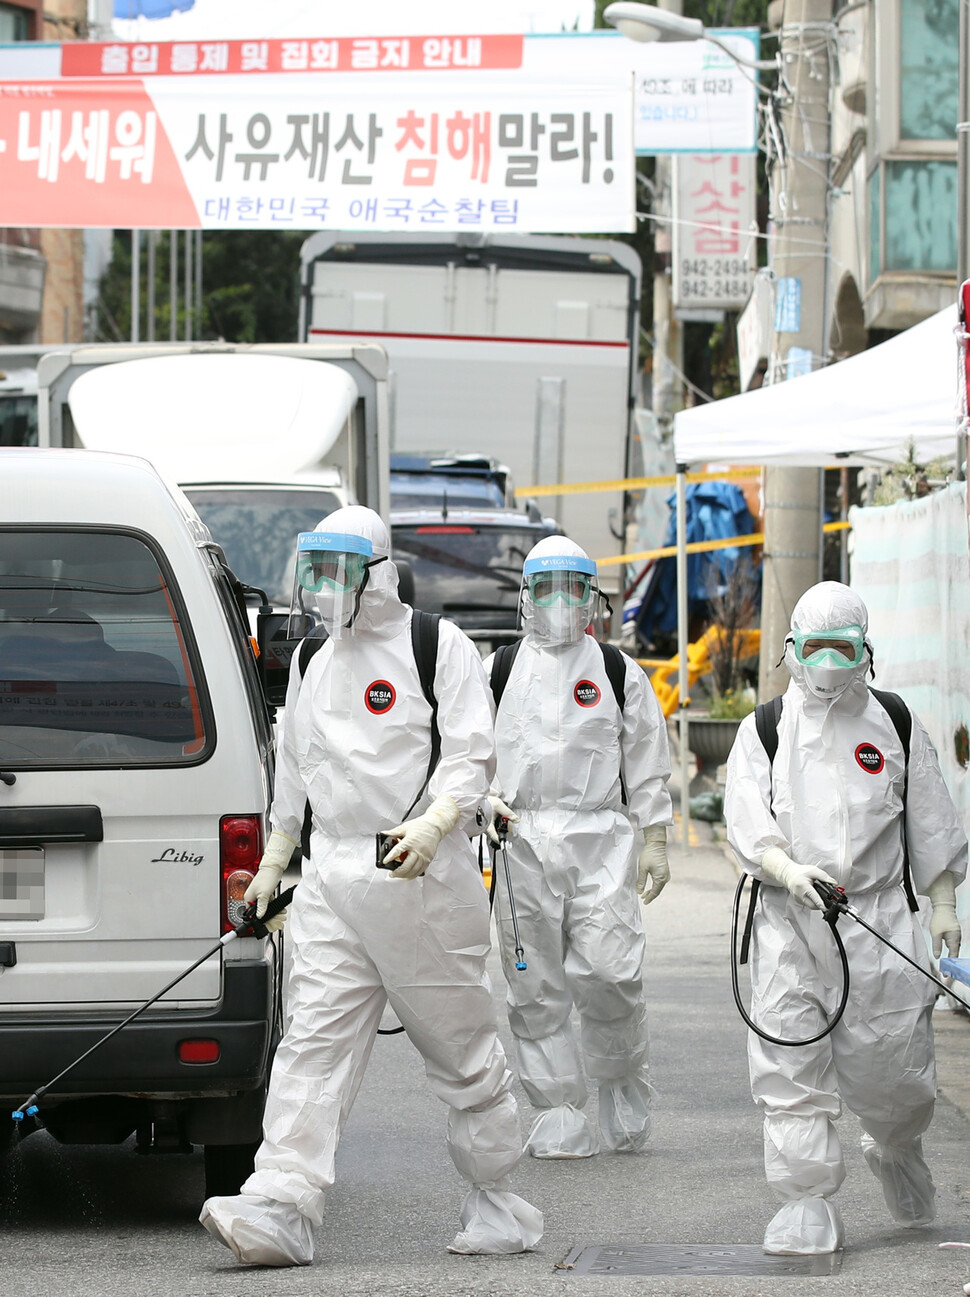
[484,537,673,1159]
[201,507,541,1265]
[725,581,967,1256]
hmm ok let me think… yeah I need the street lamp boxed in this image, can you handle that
[603,2,778,71]
[605,2,776,848]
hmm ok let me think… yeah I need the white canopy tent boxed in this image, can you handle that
[674,304,961,468]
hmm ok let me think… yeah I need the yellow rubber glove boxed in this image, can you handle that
[927,870,961,960]
[637,824,670,904]
[243,830,297,930]
[761,846,838,911]
[383,795,460,880]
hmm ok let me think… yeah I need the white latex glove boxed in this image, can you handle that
[760,846,838,911]
[243,830,296,929]
[486,795,519,845]
[637,824,669,904]
[383,795,460,880]
[927,870,961,960]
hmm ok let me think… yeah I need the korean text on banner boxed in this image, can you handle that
[0,73,635,232]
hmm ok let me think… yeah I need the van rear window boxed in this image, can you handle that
[0,530,208,768]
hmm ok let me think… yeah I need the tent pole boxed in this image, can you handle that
[676,465,690,851]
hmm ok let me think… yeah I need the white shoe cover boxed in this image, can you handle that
[598,1075,652,1153]
[525,1105,598,1159]
[763,1197,844,1255]
[200,1194,314,1266]
[447,1189,544,1254]
[861,1134,936,1226]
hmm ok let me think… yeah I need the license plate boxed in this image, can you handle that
[0,848,44,920]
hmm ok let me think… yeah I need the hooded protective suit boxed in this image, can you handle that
[725,581,967,1255]
[200,506,541,1265]
[483,537,673,1159]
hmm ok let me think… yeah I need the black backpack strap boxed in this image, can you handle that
[871,688,918,913]
[599,642,630,805]
[400,610,442,819]
[599,641,628,713]
[298,628,328,678]
[489,640,521,708]
[739,876,760,966]
[297,630,329,857]
[754,693,783,765]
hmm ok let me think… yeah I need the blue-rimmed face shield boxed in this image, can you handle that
[521,553,606,645]
[290,531,383,639]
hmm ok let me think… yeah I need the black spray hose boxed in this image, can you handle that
[11,885,297,1123]
[731,875,851,1047]
[828,888,970,1009]
[494,817,527,971]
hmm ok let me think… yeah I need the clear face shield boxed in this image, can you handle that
[289,531,380,641]
[520,554,604,646]
[788,623,869,699]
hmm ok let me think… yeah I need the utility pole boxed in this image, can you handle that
[651,0,684,445]
[758,0,833,701]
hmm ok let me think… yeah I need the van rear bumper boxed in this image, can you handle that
[0,961,273,1099]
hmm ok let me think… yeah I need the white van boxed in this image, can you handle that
[0,447,279,1198]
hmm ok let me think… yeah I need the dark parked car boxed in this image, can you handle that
[389,454,512,511]
[391,505,562,655]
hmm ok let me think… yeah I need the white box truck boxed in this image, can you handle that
[298,232,642,594]
[36,342,391,627]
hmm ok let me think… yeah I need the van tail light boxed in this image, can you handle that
[220,815,263,933]
[179,1038,220,1064]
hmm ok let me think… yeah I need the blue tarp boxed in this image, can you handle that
[113,0,195,17]
[633,481,757,647]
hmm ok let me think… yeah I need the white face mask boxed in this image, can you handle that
[313,587,357,639]
[801,656,859,700]
[524,599,591,646]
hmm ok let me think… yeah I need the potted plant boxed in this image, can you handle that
[683,559,759,771]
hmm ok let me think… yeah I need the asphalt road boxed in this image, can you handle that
[2,816,970,1297]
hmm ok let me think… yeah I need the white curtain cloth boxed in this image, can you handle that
[850,482,970,919]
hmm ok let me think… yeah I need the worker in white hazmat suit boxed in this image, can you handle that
[725,581,967,1256]
[199,506,542,1267]
[483,536,673,1159]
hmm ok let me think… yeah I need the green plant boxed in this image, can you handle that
[705,559,760,707]
[708,688,755,721]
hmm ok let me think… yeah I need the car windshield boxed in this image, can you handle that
[185,487,340,606]
[392,524,554,624]
[389,472,505,510]
[0,530,208,767]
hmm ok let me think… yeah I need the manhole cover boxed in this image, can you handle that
[557,1244,842,1277]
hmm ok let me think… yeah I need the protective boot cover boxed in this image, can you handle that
[525,1103,598,1159]
[763,1195,844,1256]
[447,1188,544,1254]
[200,1194,314,1266]
[486,537,672,1160]
[599,1069,654,1152]
[861,1133,936,1226]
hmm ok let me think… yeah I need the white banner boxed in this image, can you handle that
[0,74,634,232]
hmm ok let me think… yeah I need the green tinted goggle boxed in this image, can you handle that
[527,571,593,607]
[792,625,866,666]
[297,551,368,593]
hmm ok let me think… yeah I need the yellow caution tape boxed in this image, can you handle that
[514,467,762,499]
[596,519,850,569]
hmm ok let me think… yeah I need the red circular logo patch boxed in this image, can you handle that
[574,680,601,707]
[855,742,884,774]
[365,680,396,714]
